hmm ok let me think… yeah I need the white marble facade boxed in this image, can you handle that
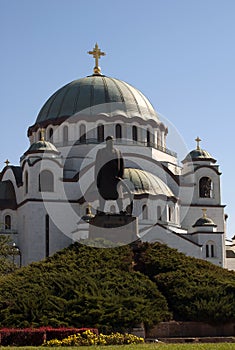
[0,55,234,269]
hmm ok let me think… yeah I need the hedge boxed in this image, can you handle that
[0,327,98,346]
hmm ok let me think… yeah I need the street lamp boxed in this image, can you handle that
[12,243,22,267]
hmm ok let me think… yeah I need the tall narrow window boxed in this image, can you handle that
[211,244,214,258]
[199,177,212,198]
[45,214,49,258]
[25,171,28,194]
[147,129,151,146]
[79,124,86,143]
[63,126,68,145]
[49,128,53,142]
[39,170,54,192]
[132,126,138,142]
[157,130,162,148]
[157,206,162,221]
[206,243,215,258]
[142,204,148,220]
[168,206,172,222]
[97,124,104,142]
[115,124,122,139]
[39,130,42,141]
[5,215,11,230]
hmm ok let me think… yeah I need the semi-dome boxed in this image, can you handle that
[124,168,175,197]
[36,75,159,124]
[81,168,176,203]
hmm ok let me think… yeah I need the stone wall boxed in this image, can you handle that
[147,321,235,338]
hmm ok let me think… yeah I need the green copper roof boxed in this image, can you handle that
[193,216,217,227]
[82,168,175,202]
[36,75,159,123]
[24,140,59,156]
[123,168,174,197]
[182,148,216,164]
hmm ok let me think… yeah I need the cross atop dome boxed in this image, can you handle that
[88,43,106,75]
[4,159,10,167]
[195,136,201,150]
[202,208,207,218]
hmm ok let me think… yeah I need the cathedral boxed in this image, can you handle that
[0,44,234,270]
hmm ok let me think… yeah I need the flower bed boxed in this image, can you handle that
[43,329,144,347]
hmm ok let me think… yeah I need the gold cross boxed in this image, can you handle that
[88,43,106,75]
[195,136,201,150]
[202,208,207,218]
[4,159,10,166]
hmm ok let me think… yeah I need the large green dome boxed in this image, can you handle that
[36,75,159,123]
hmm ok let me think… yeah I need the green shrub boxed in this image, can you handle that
[0,241,235,329]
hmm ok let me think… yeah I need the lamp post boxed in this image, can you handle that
[12,243,22,267]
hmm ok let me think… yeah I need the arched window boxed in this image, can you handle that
[63,126,68,145]
[79,124,86,143]
[5,215,11,230]
[147,129,151,147]
[97,124,104,142]
[142,204,148,220]
[39,170,54,192]
[45,214,49,258]
[25,171,28,194]
[115,124,122,139]
[206,242,215,258]
[199,177,213,198]
[49,128,53,142]
[132,126,138,142]
[38,130,42,141]
[85,207,90,215]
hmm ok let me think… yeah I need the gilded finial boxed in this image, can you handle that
[40,128,45,142]
[202,208,207,218]
[88,43,106,75]
[4,159,10,167]
[195,136,201,150]
[86,203,92,215]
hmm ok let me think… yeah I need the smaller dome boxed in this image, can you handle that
[80,168,176,203]
[182,137,216,164]
[193,216,217,227]
[182,148,216,164]
[24,140,60,157]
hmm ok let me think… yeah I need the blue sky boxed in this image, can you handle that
[0,0,235,238]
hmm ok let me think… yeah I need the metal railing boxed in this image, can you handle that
[54,138,177,157]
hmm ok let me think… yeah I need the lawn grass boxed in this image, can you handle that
[0,343,234,350]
